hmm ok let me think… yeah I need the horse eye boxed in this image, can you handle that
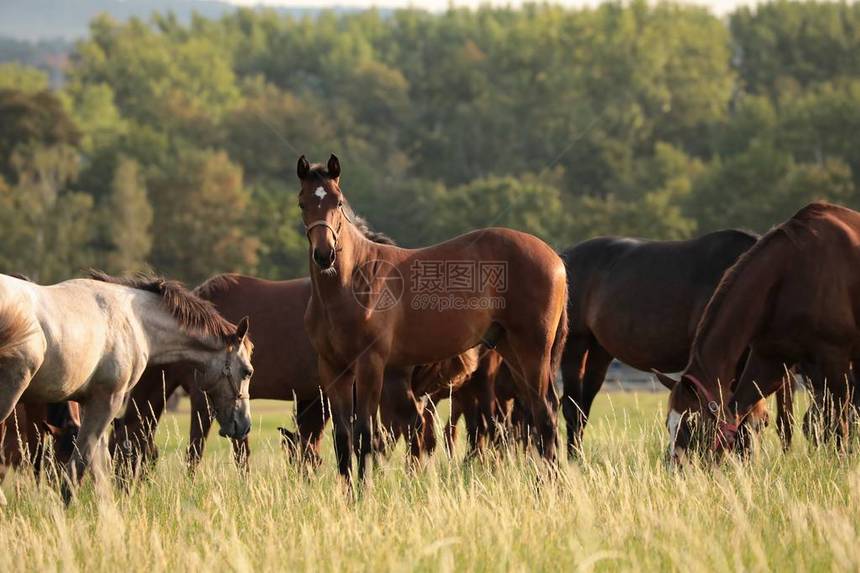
[298,201,305,210]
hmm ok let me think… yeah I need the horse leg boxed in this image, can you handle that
[63,392,124,504]
[0,362,36,506]
[775,376,795,452]
[115,371,178,482]
[187,388,213,476]
[421,401,438,456]
[560,335,590,456]
[353,355,386,481]
[463,395,483,457]
[497,337,558,464]
[321,358,355,485]
[445,395,463,458]
[572,344,612,458]
[473,366,498,455]
[820,357,852,451]
[379,370,424,463]
[296,397,329,468]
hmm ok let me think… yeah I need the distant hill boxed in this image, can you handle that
[0,0,355,41]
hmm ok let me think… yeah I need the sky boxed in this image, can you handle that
[224,0,757,15]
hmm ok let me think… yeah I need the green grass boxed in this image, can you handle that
[1,392,858,572]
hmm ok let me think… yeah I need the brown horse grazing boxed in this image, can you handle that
[1,402,80,482]
[657,203,860,461]
[297,154,568,482]
[559,231,794,456]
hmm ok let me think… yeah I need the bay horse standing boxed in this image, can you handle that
[657,203,860,460]
[560,231,793,455]
[297,154,568,482]
[0,272,253,504]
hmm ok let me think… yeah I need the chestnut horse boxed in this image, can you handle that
[560,231,793,456]
[657,203,860,460]
[297,155,568,482]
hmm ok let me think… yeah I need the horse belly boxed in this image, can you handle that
[587,290,694,372]
[26,330,111,403]
[390,310,491,367]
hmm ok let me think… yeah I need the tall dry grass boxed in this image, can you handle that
[0,393,858,572]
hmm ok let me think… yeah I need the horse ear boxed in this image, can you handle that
[652,369,679,390]
[327,153,341,180]
[297,155,310,180]
[235,316,250,342]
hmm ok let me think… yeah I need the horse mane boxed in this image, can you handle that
[0,304,32,359]
[353,215,396,246]
[193,273,241,301]
[89,270,239,345]
[691,202,839,359]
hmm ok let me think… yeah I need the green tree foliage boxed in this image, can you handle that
[2,1,860,283]
[147,149,258,284]
[101,157,153,273]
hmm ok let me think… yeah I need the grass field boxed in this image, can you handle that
[1,391,858,572]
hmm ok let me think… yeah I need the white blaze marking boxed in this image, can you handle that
[667,409,682,456]
[314,186,327,202]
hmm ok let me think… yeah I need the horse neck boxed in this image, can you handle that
[689,235,788,393]
[136,294,223,367]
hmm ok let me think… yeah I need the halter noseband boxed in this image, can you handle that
[683,374,740,451]
[304,204,354,250]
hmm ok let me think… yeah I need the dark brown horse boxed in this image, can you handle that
[657,203,860,460]
[297,154,568,482]
[559,230,793,455]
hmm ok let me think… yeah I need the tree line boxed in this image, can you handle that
[1,0,860,285]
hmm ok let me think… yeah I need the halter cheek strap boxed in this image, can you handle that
[221,354,248,401]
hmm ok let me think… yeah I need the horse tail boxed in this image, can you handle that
[549,281,569,377]
[0,303,32,359]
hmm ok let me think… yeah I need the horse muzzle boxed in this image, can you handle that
[312,247,336,270]
[218,409,251,440]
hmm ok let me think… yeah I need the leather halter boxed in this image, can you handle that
[683,374,739,451]
[304,204,353,249]
[219,351,249,402]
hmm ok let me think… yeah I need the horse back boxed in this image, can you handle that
[24,280,150,402]
[560,231,756,370]
[196,275,320,400]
